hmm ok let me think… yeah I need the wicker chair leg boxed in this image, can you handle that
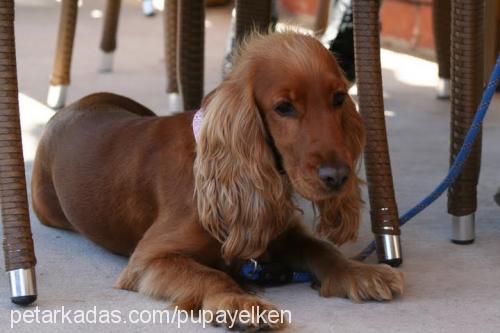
[352,0,402,266]
[164,0,181,111]
[433,0,451,99]
[47,0,78,109]
[99,0,121,73]
[314,0,331,36]
[235,0,272,43]
[0,0,37,305]
[448,0,485,244]
[177,0,205,111]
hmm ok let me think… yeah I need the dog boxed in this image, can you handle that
[32,32,404,330]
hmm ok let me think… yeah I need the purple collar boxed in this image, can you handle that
[192,109,203,143]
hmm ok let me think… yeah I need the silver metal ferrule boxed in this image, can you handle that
[47,84,68,109]
[8,268,37,298]
[167,93,182,113]
[142,0,155,16]
[99,51,114,73]
[436,78,450,99]
[451,213,475,243]
[375,234,402,264]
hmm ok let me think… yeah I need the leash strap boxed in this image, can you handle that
[241,259,313,285]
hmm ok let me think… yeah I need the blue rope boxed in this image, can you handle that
[357,55,500,260]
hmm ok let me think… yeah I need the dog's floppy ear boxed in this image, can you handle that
[194,79,293,262]
[316,98,365,245]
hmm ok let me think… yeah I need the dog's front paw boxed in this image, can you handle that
[203,292,286,331]
[320,261,404,302]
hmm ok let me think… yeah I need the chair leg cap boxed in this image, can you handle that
[451,214,475,243]
[436,78,450,99]
[142,0,155,17]
[167,93,182,113]
[494,188,500,206]
[47,84,68,109]
[451,239,474,245]
[11,295,37,306]
[99,51,114,73]
[380,258,403,268]
[375,234,403,266]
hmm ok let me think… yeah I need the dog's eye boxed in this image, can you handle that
[274,102,296,117]
[332,93,346,108]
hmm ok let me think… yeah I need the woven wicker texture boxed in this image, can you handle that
[0,1,37,271]
[352,0,400,236]
[50,0,78,86]
[433,0,451,79]
[178,0,204,110]
[448,0,484,216]
[164,0,178,93]
[235,0,272,43]
[100,0,121,53]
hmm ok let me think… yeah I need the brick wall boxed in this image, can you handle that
[380,0,434,51]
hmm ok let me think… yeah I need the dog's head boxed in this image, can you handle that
[194,32,365,261]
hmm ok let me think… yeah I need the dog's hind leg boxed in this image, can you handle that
[31,147,74,231]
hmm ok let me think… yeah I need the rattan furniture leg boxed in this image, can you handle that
[433,0,451,99]
[314,0,331,36]
[0,0,38,305]
[448,0,484,244]
[164,0,181,111]
[177,0,205,111]
[235,0,272,43]
[352,0,402,266]
[47,0,78,109]
[99,0,121,72]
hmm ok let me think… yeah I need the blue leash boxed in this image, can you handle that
[241,259,312,284]
[242,56,500,283]
[357,55,500,260]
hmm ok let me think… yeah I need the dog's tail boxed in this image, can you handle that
[72,92,157,117]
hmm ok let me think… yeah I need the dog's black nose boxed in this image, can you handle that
[318,165,350,190]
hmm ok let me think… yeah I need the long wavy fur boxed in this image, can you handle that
[316,97,365,245]
[194,32,366,261]
[193,42,295,262]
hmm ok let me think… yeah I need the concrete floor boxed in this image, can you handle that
[2,0,500,332]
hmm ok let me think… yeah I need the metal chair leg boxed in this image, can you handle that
[448,0,485,244]
[47,0,78,109]
[177,0,205,111]
[0,0,38,305]
[164,0,181,111]
[99,0,121,73]
[352,0,402,266]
